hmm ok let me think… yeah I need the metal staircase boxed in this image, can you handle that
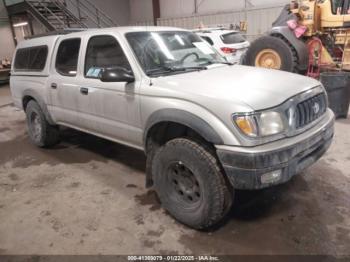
[64,0,117,28]
[4,0,118,31]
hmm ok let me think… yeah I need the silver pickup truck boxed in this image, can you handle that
[10,27,334,229]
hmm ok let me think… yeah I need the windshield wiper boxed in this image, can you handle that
[174,66,208,71]
[146,65,208,76]
[206,60,235,66]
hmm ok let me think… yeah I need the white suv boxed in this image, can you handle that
[193,28,250,63]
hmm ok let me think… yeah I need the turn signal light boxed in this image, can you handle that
[234,116,257,137]
[221,47,237,54]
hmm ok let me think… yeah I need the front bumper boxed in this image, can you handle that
[216,110,335,190]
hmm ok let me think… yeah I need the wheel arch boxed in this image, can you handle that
[143,109,226,188]
[22,89,55,125]
[268,26,309,71]
[144,109,224,151]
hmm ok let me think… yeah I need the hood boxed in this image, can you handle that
[152,65,321,111]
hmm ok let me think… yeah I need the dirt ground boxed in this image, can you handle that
[0,84,12,107]
[0,84,349,256]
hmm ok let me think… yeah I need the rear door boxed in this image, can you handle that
[48,37,82,126]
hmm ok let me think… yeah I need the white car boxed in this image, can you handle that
[193,28,250,63]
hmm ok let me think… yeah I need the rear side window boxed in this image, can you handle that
[84,35,131,78]
[14,46,48,71]
[201,36,214,46]
[221,32,246,44]
[56,38,81,76]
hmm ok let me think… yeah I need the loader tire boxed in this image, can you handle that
[244,35,298,73]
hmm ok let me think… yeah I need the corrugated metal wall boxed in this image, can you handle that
[157,5,285,41]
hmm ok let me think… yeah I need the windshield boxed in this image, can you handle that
[126,31,227,76]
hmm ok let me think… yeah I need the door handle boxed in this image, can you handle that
[80,87,89,95]
[51,83,57,89]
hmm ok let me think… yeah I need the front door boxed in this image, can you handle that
[75,34,142,147]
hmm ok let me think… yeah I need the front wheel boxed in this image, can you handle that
[152,138,233,229]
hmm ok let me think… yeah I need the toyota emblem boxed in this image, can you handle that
[313,102,320,114]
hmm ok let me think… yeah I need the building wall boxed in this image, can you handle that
[0,0,290,60]
[157,4,286,41]
[93,0,130,26]
[129,0,290,21]
[0,1,15,60]
[189,0,289,16]
[129,0,289,41]
[130,0,153,24]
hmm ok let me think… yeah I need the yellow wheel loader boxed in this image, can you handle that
[244,0,350,74]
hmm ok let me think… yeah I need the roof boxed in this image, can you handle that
[17,35,61,49]
[16,26,189,48]
[70,26,188,37]
[27,26,187,39]
[192,27,239,34]
[87,26,188,34]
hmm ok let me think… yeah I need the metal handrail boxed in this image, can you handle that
[27,0,66,28]
[64,0,103,27]
[82,0,116,26]
[51,0,87,27]
[8,0,117,30]
[64,0,117,27]
[77,0,115,27]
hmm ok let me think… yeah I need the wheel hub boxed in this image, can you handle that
[255,49,282,69]
[168,162,201,204]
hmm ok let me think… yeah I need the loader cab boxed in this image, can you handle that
[319,0,350,28]
[331,0,350,14]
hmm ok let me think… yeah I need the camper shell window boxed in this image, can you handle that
[14,46,48,71]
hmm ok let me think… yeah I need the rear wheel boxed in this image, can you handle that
[244,35,298,72]
[152,138,233,229]
[25,100,60,148]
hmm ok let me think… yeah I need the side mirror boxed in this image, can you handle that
[100,68,135,83]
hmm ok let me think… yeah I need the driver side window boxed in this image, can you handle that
[84,35,131,78]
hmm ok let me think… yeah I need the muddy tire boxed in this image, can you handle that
[244,35,298,72]
[152,138,233,229]
[25,100,60,148]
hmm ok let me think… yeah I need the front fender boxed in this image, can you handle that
[144,109,224,147]
[269,26,308,71]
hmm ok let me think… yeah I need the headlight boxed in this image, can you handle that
[259,111,285,136]
[233,111,286,138]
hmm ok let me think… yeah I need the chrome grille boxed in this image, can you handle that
[295,93,327,129]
